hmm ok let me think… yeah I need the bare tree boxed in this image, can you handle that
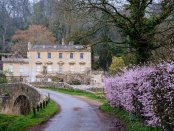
[69,0,174,63]
[0,0,31,51]
[0,0,13,51]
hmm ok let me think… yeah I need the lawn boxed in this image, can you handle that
[0,100,59,131]
[44,87,106,103]
[45,87,162,131]
[100,103,162,131]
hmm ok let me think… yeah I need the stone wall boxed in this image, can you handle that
[31,82,65,88]
[30,82,95,94]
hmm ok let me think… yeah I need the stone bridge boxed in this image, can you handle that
[0,83,41,115]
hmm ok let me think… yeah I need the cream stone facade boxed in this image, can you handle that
[90,71,104,88]
[3,43,91,83]
[3,58,29,82]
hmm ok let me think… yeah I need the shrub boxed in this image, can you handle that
[70,80,81,85]
[109,56,125,75]
[122,53,136,65]
[104,61,174,129]
[0,73,7,84]
[52,76,63,82]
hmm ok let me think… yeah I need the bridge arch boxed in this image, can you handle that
[13,95,30,115]
[0,83,41,115]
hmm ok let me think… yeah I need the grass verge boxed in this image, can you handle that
[0,100,59,131]
[100,103,162,131]
[44,87,106,103]
[45,87,162,131]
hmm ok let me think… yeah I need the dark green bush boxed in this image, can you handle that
[0,74,7,84]
[70,80,81,85]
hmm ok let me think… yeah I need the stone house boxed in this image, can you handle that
[90,71,104,88]
[3,43,91,84]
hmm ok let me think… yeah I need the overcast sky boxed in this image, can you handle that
[29,0,40,3]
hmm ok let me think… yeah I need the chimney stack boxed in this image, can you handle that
[28,42,32,50]
[62,38,65,45]
[69,41,74,45]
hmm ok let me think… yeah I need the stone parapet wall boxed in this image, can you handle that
[31,82,65,88]
[0,83,41,115]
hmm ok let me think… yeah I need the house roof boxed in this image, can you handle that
[10,51,23,58]
[30,44,88,51]
[2,51,29,64]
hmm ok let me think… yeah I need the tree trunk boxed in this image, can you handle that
[134,40,152,64]
[2,34,5,52]
[2,24,7,52]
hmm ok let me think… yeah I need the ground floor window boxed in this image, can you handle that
[70,65,74,72]
[80,65,85,72]
[36,78,41,82]
[19,65,24,73]
[47,65,52,72]
[59,65,63,73]
[48,78,52,82]
[9,65,13,73]
[36,65,41,72]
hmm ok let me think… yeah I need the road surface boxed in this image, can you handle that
[29,89,125,131]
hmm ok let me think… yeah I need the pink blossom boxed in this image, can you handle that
[104,62,174,127]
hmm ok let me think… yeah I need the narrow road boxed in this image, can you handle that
[30,89,125,131]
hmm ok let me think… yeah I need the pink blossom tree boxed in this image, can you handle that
[104,62,174,130]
